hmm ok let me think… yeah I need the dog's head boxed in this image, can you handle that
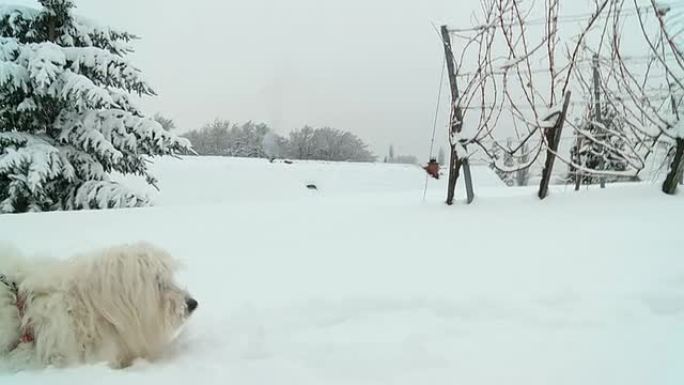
[77,242,197,358]
[154,255,198,327]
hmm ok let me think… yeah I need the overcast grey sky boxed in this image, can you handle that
[64,0,475,159]
[8,0,670,159]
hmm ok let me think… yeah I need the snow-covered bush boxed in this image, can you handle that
[183,119,273,158]
[0,1,190,213]
[568,104,636,186]
[288,126,375,162]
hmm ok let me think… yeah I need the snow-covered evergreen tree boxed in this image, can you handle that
[0,1,190,213]
[569,104,631,186]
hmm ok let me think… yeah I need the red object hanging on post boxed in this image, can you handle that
[423,159,440,179]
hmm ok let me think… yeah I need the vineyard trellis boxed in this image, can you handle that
[439,0,684,203]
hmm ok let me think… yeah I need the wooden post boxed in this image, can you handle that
[663,138,684,195]
[539,92,572,199]
[665,80,684,190]
[447,148,461,201]
[462,154,474,203]
[441,25,473,205]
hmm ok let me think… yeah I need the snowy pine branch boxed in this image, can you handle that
[0,4,137,56]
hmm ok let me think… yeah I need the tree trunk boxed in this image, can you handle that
[48,17,57,42]
[662,138,684,195]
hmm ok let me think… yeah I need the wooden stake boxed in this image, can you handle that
[462,155,474,203]
[663,138,684,195]
[539,92,572,200]
[440,25,473,205]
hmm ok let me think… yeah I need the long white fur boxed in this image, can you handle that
[0,242,192,371]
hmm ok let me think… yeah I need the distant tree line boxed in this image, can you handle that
[180,119,376,162]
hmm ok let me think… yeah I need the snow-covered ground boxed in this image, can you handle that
[1,156,683,385]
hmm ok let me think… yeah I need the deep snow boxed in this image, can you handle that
[1,156,683,385]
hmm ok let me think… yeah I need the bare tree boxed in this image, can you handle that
[288,127,375,162]
[287,126,316,160]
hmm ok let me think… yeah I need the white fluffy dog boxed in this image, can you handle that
[0,242,197,371]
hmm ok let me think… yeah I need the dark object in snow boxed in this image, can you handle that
[663,138,684,195]
[306,184,318,190]
[284,160,294,164]
[423,159,440,179]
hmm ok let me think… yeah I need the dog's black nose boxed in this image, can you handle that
[186,298,198,313]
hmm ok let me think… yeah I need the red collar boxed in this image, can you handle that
[15,294,34,344]
[1,276,33,346]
